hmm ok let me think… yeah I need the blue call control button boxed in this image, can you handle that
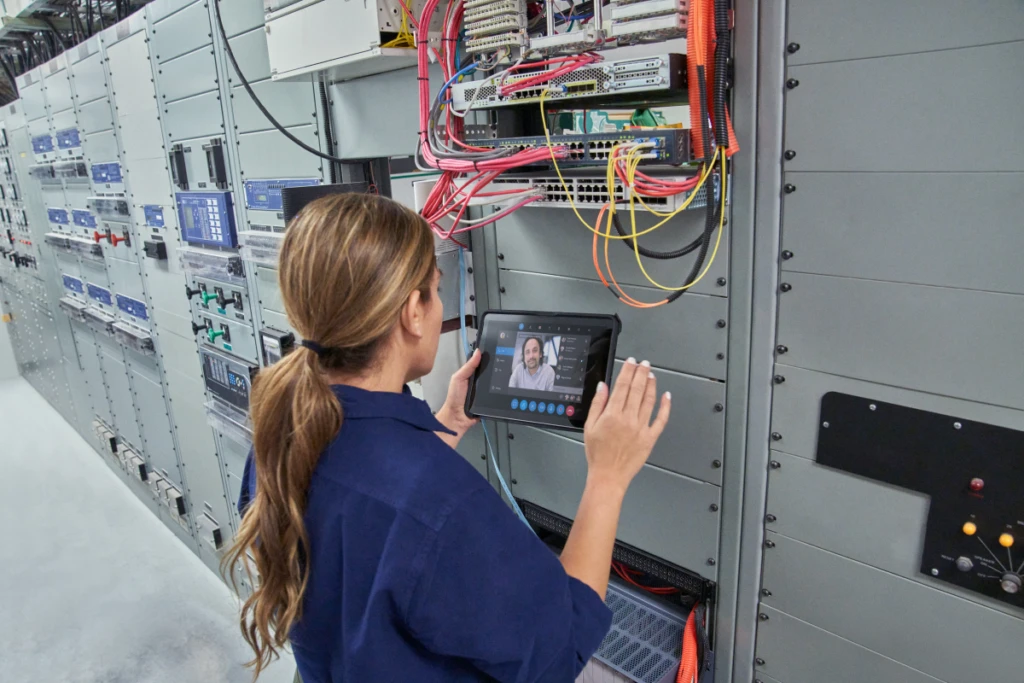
[547,403,556,414]
[537,402,546,413]
[528,401,537,412]
[556,404,565,415]
[511,399,519,410]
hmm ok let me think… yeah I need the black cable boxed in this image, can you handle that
[43,18,70,51]
[612,211,702,260]
[318,81,338,183]
[213,0,353,165]
[713,0,730,147]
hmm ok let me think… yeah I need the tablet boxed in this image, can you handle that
[466,310,621,431]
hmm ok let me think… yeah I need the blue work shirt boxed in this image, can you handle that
[238,384,612,682]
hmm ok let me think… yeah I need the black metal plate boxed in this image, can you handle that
[816,392,1024,607]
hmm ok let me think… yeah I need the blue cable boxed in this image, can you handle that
[459,249,531,528]
[438,63,477,105]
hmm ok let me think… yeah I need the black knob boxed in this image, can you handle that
[499,286,506,294]
[766,514,777,522]
[773,375,786,384]
[716,319,727,328]
[784,150,796,160]
[716,277,727,286]
[771,432,782,441]
[191,321,208,335]
[714,403,724,412]
[776,344,788,354]
[784,184,796,194]
[781,250,794,260]
[497,253,505,261]
[787,42,800,54]
[185,285,201,299]
[780,283,792,292]
[786,78,799,89]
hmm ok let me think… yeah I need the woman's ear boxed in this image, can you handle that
[400,289,425,339]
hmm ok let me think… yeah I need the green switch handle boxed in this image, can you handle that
[201,291,217,305]
[207,328,225,343]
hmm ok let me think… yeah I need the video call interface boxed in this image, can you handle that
[488,322,592,417]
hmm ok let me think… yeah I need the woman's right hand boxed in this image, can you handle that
[583,358,671,495]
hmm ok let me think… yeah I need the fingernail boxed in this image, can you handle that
[597,381,606,391]
[648,372,655,380]
[665,392,672,400]
[640,360,650,368]
[626,357,636,364]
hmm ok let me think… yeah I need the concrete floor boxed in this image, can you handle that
[0,377,296,683]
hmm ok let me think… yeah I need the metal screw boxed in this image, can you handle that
[954,422,962,430]
[481,454,486,460]
[770,460,781,469]
[759,613,769,621]
[766,514,777,523]
[498,253,505,260]
[710,504,719,512]
[761,588,772,597]
[786,78,799,89]
[773,375,786,384]
[776,345,788,354]
[469,295,475,302]
[784,184,796,194]
[756,658,766,666]
[780,283,792,292]
[716,277,727,286]
[931,568,939,576]
[511,479,518,485]
[507,433,514,440]
[716,352,725,360]
[714,403,724,412]
[716,319,727,328]
[467,267,473,274]
[787,42,800,54]
[784,150,796,160]
[707,558,716,566]
[765,540,775,548]
[499,286,506,293]
[712,459,722,468]
[822,421,830,428]
[771,432,782,441]
[868,404,877,411]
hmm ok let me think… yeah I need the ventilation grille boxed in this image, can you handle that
[596,585,686,683]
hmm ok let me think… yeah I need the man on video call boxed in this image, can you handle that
[509,336,556,392]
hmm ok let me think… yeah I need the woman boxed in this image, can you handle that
[226,193,671,682]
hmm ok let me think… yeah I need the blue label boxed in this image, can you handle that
[91,162,122,184]
[243,178,320,212]
[116,294,149,321]
[56,128,81,149]
[143,205,164,228]
[87,284,113,305]
[72,209,97,228]
[32,135,54,153]
[495,346,515,356]
[62,275,84,293]
[176,191,237,248]
[47,208,70,224]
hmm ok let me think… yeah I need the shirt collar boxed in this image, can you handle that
[331,384,456,435]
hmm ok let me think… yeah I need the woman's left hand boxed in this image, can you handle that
[435,349,482,448]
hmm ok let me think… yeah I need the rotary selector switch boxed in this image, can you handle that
[1001,573,1021,595]
[955,556,974,572]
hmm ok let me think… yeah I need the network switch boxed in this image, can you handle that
[475,130,691,167]
[483,170,714,210]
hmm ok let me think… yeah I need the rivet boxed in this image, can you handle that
[707,558,716,566]
[716,319,727,328]
[499,286,506,293]
[716,352,725,360]
[714,403,724,412]
[467,267,473,274]
[784,150,796,160]
[716,277,727,286]
[781,250,794,260]
[766,514,777,523]
[780,283,792,292]
[765,540,775,548]
[773,375,785,384]
[770,460,781,469]
[954,422,962,430]
[497,253,505,260]
[507,433,514,440]
[786,78,799,89]
[759,613,769,621]
[786,42,800,54]
[869,404,877,411]
[784,184,796,194]
[776,345,788,354]
[511,479,518,485]
[822,421,830,428]
[761,588,772,597]
[931,568,939,576]
[771,432,782,441]
[709,503,719,512]
[756,658,766,666]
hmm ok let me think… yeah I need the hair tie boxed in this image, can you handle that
[300,339,331,356]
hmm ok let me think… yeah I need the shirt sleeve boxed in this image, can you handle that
[509,366,520,388]
[405,486,612,682]
[541,366,555,392]
[237,448,256,517]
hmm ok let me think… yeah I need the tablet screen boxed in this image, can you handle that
[466,311,620,431]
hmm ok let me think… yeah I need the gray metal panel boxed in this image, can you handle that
[761,533,1024,683]
[254,264,283,313]
[82,130,119,167]
[781,172,1024,295]
[237,126,322,179]
[164,92,226,142]
[218,434,249,530]
[259,309,293,335]
[150,0,212,63]
[776,272,1024,410]
[330,66,435,158]
[106,32,156,118]
[499,270,728,378]
[560,360,724,484]
[80,258,109,287]
[71,51,108,105]
[495,206,727,297]
[157,325,203,379]
[219,0,266,37]
[119,112,166,163]
[769,365,1024,463]
[786,0,1024,66]
[785,42,1024,172]
[226,27,273,83]
[765,450,1022,619]
[196,320,259,364]
[509,426,721,577]
[50,109,78,137]
[76,98,113,135]
[21,81,47,121]
[106,256,145,301]
[755,605,943,683]
[132,367,182,487]
[231,81,317,133]
[44,70,74,114]
[158,48,219,103]
[98,344,144,448]
[122,157,171,202]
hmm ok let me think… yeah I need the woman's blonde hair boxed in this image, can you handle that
[222,192,436,677]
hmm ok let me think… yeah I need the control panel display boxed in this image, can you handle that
[87,283,113,306]
[143,205,165,228]
[56,128,81,149]
[62,274,84,294]
[177,192,237,248]
[244,178,320,212]
[47,208,70,225]
[817,393,1024,607]
[90,162,122,184]
[72,209,97,229]
[31,135,54,154]
[116,294,149,321]
[201,347,256,413]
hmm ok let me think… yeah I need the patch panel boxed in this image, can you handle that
[610,13,687,40]
[475,130,691,167]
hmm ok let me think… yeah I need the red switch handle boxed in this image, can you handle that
[93,230,104,243]
[110,233,126,247]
